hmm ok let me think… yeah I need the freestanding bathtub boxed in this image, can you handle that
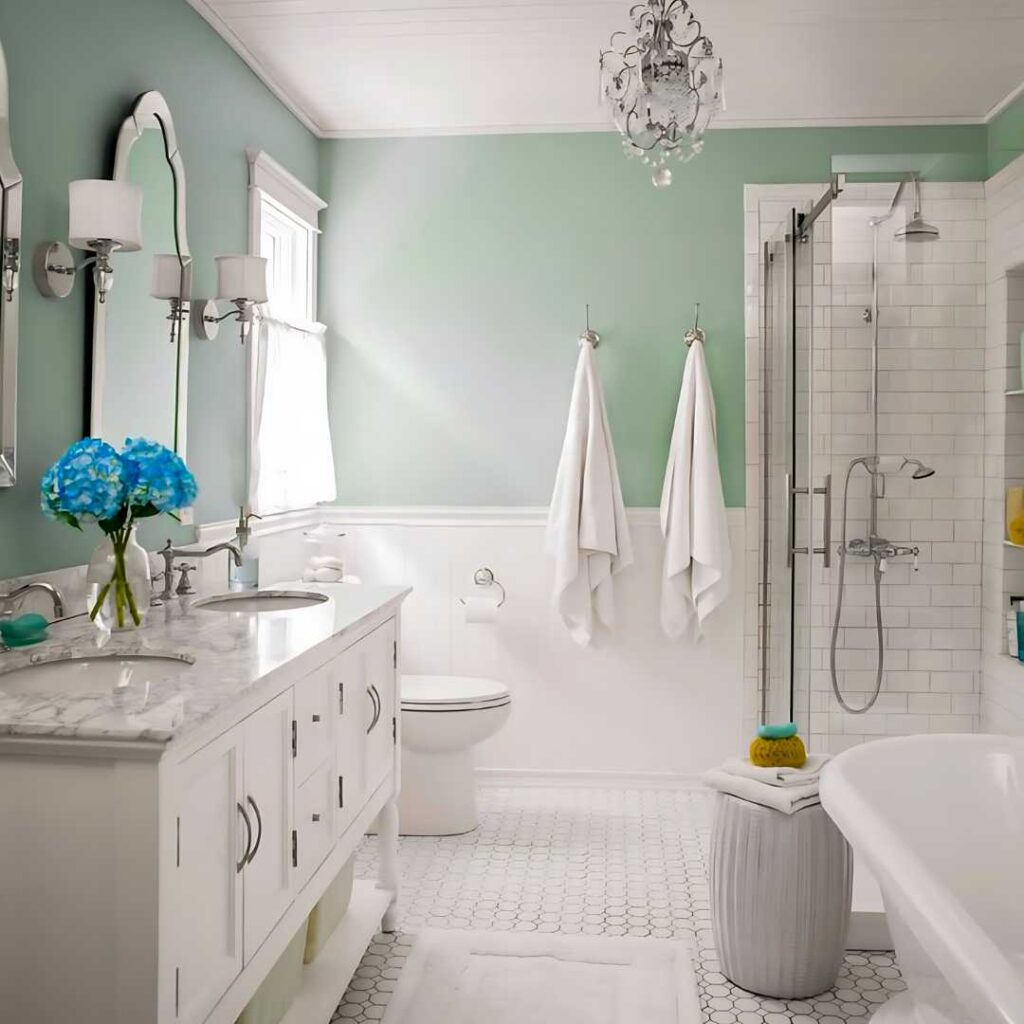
[820,735,1024,1024]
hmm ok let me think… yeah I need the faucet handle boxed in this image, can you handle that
[175,564,199,596]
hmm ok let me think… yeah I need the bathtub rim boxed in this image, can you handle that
[819,733,1024,1024]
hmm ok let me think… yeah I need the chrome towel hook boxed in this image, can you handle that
[579,303,600,348]
[684,302,705,347]
[458,567,507,608]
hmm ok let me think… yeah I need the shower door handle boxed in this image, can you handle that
[812,475,832,569]
[785,473,808,568]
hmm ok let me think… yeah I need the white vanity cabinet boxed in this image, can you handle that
[0,593,405,1024]
[364,618,398,797]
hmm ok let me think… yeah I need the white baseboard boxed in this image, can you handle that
[475,768,702,790]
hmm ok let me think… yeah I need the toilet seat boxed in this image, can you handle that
[401,674,511,713]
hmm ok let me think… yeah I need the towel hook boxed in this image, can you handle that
[579,303,600,348]
[684,302,705,347]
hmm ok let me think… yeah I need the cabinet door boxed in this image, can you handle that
[365,619,397,798]
[294,763,334,892]
[294,664,331,785]
[242,688,295,961]
[332,642,366,839]
[170,728,245,1024]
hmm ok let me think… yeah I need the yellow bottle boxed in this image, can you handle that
[1008,487,1024,545]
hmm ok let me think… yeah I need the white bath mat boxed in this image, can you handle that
[382,929,701,1024]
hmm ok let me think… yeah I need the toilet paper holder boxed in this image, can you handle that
[459,567,506,607]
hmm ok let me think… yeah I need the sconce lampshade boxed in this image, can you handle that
[215,255,268,304]
[151,254,192,301]
[68,179,143,253]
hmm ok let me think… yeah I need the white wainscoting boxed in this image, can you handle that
[291,507,747,778]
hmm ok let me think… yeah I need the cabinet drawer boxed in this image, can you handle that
[294,667,331,784]
[294,763,334,893]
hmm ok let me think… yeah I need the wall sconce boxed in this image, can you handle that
[2,237,18,302]
[151,254,192,344]
[34,179,143,303]
[192,255,268,343]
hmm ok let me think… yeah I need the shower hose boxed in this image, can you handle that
[829,459,884,714]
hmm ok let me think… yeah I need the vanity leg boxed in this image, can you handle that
[378,797,400,932]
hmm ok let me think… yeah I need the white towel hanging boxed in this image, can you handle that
[546,338,633,646]
[659,334,731,641]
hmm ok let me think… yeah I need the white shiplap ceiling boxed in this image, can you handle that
[186,0,1024,137]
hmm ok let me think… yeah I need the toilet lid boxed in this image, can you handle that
[401,674,510,711]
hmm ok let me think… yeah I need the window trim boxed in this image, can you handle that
[245,150,328,516]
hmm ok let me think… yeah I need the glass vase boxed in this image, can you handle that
[86,527,151,632]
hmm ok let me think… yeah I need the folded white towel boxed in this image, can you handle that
[546,340,633,646]
[702,768,820,815]
[721,754,830,788]
[660,339,731,641]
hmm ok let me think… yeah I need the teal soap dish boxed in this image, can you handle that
[757,721,798,740]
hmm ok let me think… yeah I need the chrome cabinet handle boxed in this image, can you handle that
[236,802,253,873]
[366,684,381,734]
[246,795,263,864]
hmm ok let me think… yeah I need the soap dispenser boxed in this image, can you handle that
[229,507,262,591]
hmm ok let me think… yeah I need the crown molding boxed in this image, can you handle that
[184,0,324,137]
[985,78,1024,123]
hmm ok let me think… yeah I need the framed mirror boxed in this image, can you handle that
[90,91,189,455]
[0,38,23,487]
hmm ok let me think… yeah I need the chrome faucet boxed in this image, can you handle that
[158,540,243,602]
[0,581,66,619]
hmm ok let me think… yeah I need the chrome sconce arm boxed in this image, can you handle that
[192,297,259,344]
[2,237,18,302]
[34,238,121,303]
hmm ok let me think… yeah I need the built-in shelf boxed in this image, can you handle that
[1004,540,1024,550]
[1007,389,1024,396]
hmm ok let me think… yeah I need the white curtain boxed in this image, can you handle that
[249,313,337,515]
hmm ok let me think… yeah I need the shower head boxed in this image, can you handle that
[859,455,936,479]
[903,457,935,480]
[895,215,940,243]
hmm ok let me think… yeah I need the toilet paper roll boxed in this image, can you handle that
[463,594,500,624]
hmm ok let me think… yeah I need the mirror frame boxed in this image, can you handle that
[90,90,190,456]
[0,38,23,487]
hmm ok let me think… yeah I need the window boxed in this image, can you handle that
[246,151,336,515]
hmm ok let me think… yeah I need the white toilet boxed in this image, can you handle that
[398,674,511,836]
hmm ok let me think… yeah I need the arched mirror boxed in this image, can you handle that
[90,91,189,455]
[0,38,23,486]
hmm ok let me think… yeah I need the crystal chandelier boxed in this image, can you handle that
[600,0,723,187]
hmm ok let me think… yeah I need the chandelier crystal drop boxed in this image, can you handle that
[600,0,724,186]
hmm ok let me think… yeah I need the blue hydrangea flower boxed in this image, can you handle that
[121,437,198,515]
[40,438,127,524]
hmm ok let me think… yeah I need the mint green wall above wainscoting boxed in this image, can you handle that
[0,0,317,579]
[318,126,987,509]
[989,88,1024,176]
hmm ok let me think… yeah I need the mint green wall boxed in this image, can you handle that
[318,126,987,509]
[988,90,1024,175]
[0,0,317,579]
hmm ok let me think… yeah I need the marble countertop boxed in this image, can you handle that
[0,582,409,749]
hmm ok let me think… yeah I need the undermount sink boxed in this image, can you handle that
[194,590,329,613]
[0,654,194,696]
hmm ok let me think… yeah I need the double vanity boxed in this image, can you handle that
[0,582,409,1024]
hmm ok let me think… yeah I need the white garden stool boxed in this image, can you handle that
[710,793,853,998]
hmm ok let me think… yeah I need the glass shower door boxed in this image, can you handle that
[758,204,828,741]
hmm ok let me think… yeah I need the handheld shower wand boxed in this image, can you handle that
[829,455,934,715]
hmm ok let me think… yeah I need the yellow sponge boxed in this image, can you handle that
[749,734,807,768]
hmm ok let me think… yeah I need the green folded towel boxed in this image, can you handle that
[0,614,49,647]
